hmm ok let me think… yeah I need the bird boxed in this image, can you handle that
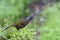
[1,1,45,32]
[1,15,34,32]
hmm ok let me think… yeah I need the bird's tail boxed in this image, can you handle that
[2,25,12,32]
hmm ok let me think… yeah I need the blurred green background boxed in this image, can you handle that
[0,0,60,40]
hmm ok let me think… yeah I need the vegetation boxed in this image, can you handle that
[0,0,60,40]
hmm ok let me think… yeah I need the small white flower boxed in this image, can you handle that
[40,17,44,22]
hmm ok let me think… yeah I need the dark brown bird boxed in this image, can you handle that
[2,16,33,31]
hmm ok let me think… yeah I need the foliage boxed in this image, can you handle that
[0,0,31,27]
[40,3,60,40]
[0,0,36,40]
[4,27,35,40]
[0,0,60,40]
